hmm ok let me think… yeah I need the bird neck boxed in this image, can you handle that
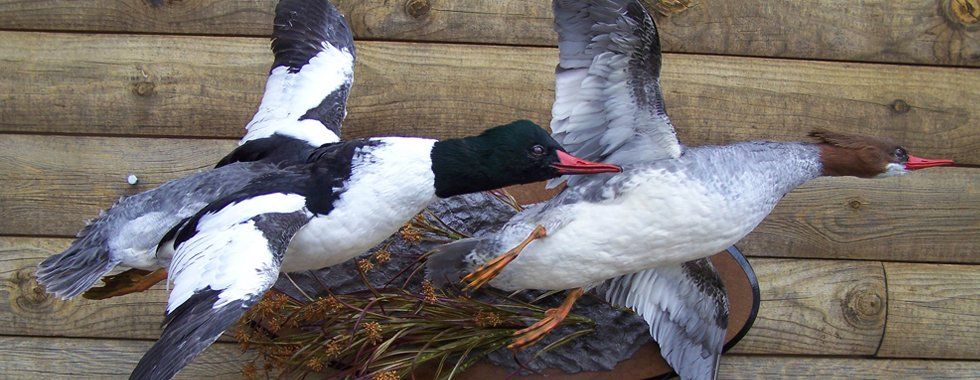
[816,143,885,178]
[687,142,823,200]
[430,136,512,198]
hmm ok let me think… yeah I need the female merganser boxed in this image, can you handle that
[35,0,357,300]
[130,120,621,380]
[427,0,955,378]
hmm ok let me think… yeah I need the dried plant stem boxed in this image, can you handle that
[237,191,596,379]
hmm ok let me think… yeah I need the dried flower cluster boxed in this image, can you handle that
[357,258,375,273]
[398,224,423,244]
[473,311,503,328]
[362,322,383,343]
[374,248,392,264]
[373,371,400,380]
[421,279,438,304]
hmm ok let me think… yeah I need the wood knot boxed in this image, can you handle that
[947,0,979,27]
[131,66,156,97]
[847,198,866,210]
[841,282,885,329]
[650,0,696,16]
[10,267,57,314]
[890,99,911,114]
[405,0,431,19]
[132,81,156,97]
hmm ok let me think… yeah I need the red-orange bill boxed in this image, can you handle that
[906,155,954,170]
[553,150,622,175]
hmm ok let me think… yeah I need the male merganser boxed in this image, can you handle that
[130,120,621,380]
[427,0,955,378]
[216,0,356,167]
[35,0,356,300]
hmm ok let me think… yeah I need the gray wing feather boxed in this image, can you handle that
[35,162,274,299]
[601,259,728,380]
[550,0,680,186]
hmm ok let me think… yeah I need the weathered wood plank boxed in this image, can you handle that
[0,32,977,164]
[728,259,886,356]
[0,32,267,138]
[3,135,976,263]
[0,237,173,340]
[878,262,980,360]
[0,336,246,380]
[0,0,976,66]
[489,355,980,380]
[741,168,980,264]
[0,238,890,357]
[0,135,235,238]
[2,336,978,379]
[718,356,980,379]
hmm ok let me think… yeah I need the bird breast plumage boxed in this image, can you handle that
[489,168,773,291]
[281,138,438,272]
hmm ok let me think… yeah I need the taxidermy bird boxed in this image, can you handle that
[129,119,619,379]
[34,1,622,379]
[426,0,955,379]
[36,0,359,300]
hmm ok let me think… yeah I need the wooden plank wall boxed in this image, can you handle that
[0,0,977,378]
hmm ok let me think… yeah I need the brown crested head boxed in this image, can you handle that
[809,129,954,178]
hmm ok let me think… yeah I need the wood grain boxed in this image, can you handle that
[0,336,247,380]
[0,237,173,340]
[1,336,977,379]
[0,135,235,237]
[741,168,980,264]
[878,262,980,360]
[3,135,976,264]
[0,239,892,357]
[460,351,980,379]
[0,32,977,165]
[0,0,976,66]
[718,356,980,379]
[728,259,886,356]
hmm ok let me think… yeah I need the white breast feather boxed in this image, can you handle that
[493,169,768,290]
[281,138,438,272]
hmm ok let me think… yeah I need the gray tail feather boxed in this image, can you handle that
[35,231,117,299]
[131,288,247,380]
[425,238,481,288]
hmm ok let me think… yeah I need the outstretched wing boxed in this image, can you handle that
[550,0,680,169]
[241,0,356,147]
[601,259,728,380]
[131,193,313,380]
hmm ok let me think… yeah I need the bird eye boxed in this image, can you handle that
[895,147,908,159]
[531,145,546,156]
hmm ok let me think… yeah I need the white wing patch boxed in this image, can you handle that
[168,192,310,313]
[167,221,280,313]
[242,43,354,146]
[198,193,307,232]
